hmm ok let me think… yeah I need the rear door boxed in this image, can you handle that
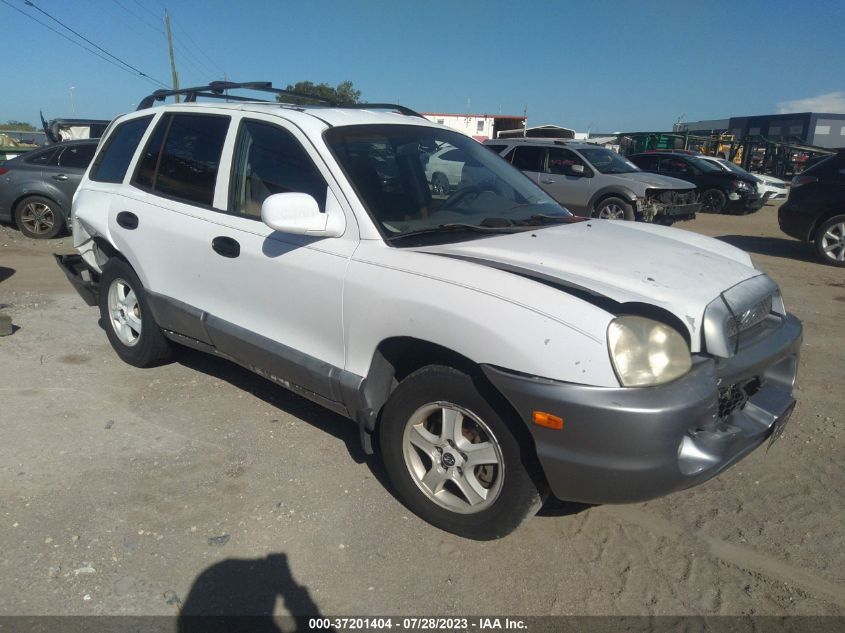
[507,145,544,186]
[43,143,97,207]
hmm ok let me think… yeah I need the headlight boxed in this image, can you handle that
[733,180,752,191]
[607,316,692,387]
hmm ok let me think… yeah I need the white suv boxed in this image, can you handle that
[57,82,802,539]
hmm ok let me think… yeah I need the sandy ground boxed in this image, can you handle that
[0,205,843,617]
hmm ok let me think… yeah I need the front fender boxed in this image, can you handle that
[343,244,619,387]
[587,186,638,211]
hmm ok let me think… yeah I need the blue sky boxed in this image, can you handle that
[2,0,844,132]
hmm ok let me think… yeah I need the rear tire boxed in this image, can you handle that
[98,258,172,367]
[15,195,65,239]
[813,215,845,267]
[593,196,635,221]
[379,365,546,539]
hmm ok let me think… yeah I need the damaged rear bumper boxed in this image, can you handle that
[54,254,99,307]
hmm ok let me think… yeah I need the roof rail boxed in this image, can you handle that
[136,81,426,118]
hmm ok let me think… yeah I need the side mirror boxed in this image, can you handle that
[261,192,344,237]
[567,164,586,177]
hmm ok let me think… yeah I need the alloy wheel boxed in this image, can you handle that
[821,221,845,263]
[402,402,504,514]
[20,202,55,235]
[107,278,142,346]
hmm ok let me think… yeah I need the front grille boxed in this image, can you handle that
[648,189,698,206]
[718,377,761,419]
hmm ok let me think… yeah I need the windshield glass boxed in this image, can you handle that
[688,156,721,173]
[325,125,569,242]
[579,148,640,174]
[715,158,754,178]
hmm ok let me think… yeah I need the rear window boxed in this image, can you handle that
[57,144,97,169]
[484,144,508,154]
[24,148,58,165]
[91,116,153,183]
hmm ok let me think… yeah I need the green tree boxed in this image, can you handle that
[277,81,362,105]
[2,120,36,131]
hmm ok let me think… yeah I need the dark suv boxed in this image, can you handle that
[778,150,845,267]
[629,152,763,214]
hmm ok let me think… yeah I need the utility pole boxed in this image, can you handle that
[165,10,179,102]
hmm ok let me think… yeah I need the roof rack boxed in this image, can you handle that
[136,81,426,118]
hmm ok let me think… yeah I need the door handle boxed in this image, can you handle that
[116,211,139,230]
[540,178,555,184]
[52,174,69,181]
[212,236,240,258]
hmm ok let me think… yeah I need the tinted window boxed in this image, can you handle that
[57,143,97,169]
[91,116,153,183]
[24,148,58,165]
[229,120,327,217]
[484,144,508,154]
[659,157,693,176]
[134,115,170,189]
[630,154,658,170]
[153,114,229,206]
[510,146,544,171]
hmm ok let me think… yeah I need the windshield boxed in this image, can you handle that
[714,158,754,178]
[579,148,640,174]
[688,156,721,173]
[325,125,570,242]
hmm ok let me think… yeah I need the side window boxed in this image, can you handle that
[25,148,58,166]
[659,157,692,175]
[631,155,658,171]
[229,119,328,218]
[91,116,153,183]
[510,146,544,172]
[57,144,97,169]
[137,114,229,207]
[546,148,587,175]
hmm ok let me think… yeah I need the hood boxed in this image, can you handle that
[610,171,696,190]
[415,221,762,344]
[757,174,787,186]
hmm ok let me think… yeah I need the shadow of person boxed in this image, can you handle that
[0,266,15,284]
[179,553,332,633]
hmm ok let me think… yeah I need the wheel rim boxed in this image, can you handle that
[402,402,504,514]
[598,203,625,220]
[20,202,55,234]
[821,222,845,262]
[107,278,142,346]
[702,191,723,212]
[432,176,447,196]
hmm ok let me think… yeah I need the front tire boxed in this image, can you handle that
[700,188,728,213]
[593,196,635,221]
[98,258,172,367]
[379,365,545,539]
[813,215,845,267]
[15,196,65,239]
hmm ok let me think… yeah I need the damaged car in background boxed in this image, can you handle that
[484,138,701,223]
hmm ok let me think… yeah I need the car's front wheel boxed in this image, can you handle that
[379,365,546,539]
[98,258,173,367]
[814,214,845,267]
[700,188,728,213]
[15,196,65,239]
[593,196,635,221]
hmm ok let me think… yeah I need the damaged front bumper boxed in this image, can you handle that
[483,313,802,504]
[637,190,701,222]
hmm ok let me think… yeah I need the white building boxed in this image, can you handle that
[422,112,526,142]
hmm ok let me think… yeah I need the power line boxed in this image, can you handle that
[170,14,225,77]
[0,0,161,87]
[110,0,164,34]
[22,0,167,86]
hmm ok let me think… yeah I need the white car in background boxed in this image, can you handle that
[699,156,789,203]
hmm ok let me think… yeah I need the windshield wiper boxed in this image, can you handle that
[385,221,519,242]
[511,214,578,226]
